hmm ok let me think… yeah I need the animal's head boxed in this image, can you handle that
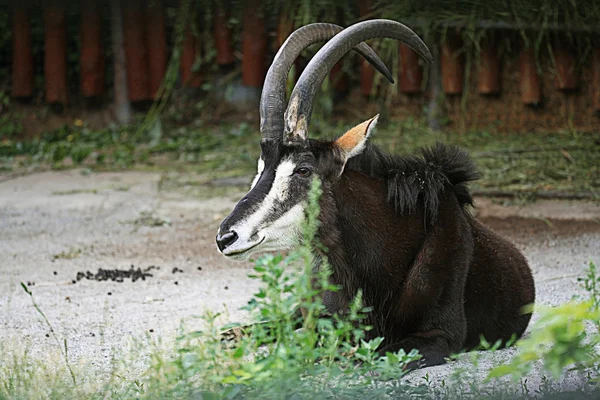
[216,20,432,259]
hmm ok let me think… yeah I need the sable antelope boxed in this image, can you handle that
[216,20,535,368]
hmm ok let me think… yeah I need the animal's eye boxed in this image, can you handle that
[295,167,312,177]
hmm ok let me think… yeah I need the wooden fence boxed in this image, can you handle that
[4,0,600,131]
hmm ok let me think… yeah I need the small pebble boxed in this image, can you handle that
[45,333,49,338]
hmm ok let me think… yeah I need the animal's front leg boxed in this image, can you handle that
[321,290,350,316]
[292,289,341,321]
[377,333,452,370]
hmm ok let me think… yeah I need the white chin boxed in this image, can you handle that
[221,235,296,260]
[224,251,253,261]
[222,237,265,260]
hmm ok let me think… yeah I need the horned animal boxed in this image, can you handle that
[216,20,535,369]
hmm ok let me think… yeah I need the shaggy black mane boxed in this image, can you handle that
[346,142,480,225]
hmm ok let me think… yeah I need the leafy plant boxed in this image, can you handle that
[578,261,600,324]
[135,177,424,398]
[489,261,600,382]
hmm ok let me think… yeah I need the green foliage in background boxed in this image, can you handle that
[2,117,598,199]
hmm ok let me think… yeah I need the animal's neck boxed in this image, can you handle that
[317,170,426,303]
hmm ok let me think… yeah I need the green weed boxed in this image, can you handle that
[489,261,600,383]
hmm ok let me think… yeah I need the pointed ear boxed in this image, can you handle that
[333,114,379,161]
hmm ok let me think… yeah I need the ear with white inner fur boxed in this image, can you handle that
[333,114,379,161]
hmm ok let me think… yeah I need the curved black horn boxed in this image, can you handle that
[283,19,432,145]
[260,23,394,141]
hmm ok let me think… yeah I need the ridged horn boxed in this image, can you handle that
[282,19,432,145]
[260,22,394,141]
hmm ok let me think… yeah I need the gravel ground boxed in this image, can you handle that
[1,169,599,394]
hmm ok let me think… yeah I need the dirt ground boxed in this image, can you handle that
[1,169,599,392]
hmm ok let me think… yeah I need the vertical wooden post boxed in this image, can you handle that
[146,0,167,98]
[122,0,150,101]
[276,11,294,48]
[441,30,464,95]
[180,23,203,88]
[43,0,68,104]
[358,0,374,96]
[519,46,541,105]
[214,4,235,67]
[329,7,349,97]
[553,36,578,91]
[242,0,267,87]
[477,35,501,95]
[399,43,423,94]
[593,47,600,113]
[80,0,105,98]
[329,60,348,95]
[110,0,131,125]
[426,41,443,132]
[11,0,34,98]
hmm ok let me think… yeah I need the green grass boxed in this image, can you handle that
[1,118,598,200]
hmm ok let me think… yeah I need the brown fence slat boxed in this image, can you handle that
[519,47,541,105]
[146,0,167,98]
[553,36,578,91]
[330,60,348,95]
[477,35,501,95]
[80,0,105,98]
[180,24,202,88]
[11,0,34,98]
[214,5,235,66]
[44,0,68,104]
[594,47,600,113]
[359,56,374,96]
[123,0,150,101]
[242,0,266,88]
[399,42,423,94]
[441,31,464,95]
[358,0,374,96]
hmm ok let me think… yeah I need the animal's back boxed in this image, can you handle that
[462,216,535,349]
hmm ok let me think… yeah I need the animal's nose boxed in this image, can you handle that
[216,231,239,252]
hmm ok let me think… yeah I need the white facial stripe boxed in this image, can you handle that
[229,157,297,245]
[250,157,265,189]
[273,159,295,201]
